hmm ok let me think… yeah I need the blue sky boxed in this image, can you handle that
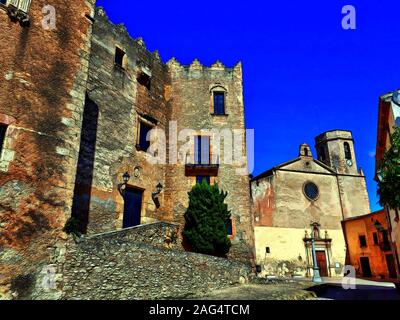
[97,0,400,211]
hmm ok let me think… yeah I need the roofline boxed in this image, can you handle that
[318,129,353,134]
[251,157,338,182]
[342,209,385,222]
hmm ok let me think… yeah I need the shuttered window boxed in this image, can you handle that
[213,92,225,115]
[6,0,31,13]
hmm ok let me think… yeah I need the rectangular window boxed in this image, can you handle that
[115,47,126,69]
[196,176,210,185]
[7,0,31,13]
[382,230,390,246]
[213,92,225,115]
[137,72,151,90]
[0,125,7,156]
[138,121,152,151]
[359,235,367,248]
[373,233,379,245]
[226,219,233,236]
[194,136,210,165]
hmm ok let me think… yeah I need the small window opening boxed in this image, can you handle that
[319,146,326,162]
[373,233,379,245]
[344,142,352,161]
[359,235,367,248]
[115,47,126,69]
[226,219,233,236]
[137,72,151,90]
[138,121,152,151]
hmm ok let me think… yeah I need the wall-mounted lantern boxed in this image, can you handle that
[118,172,131,197]
[152,183,163,209]
[122,172,131,184]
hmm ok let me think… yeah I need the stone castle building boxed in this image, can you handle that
[0,1,254,299]
[251,130,371,277]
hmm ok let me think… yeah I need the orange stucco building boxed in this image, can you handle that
[342,210,397,280]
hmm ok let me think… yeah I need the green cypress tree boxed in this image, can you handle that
[183,179,232,256]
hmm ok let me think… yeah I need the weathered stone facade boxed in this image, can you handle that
[251,131,371,277]
[0,2,254,299]
[0,0,96,299]
[71,7,254,263]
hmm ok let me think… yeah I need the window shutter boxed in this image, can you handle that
[7,0,20,8]
[18,0,31,13]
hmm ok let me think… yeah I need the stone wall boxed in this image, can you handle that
[61,223,251,300]
[0,0,96,299]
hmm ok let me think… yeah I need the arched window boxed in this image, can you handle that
[344,142,352,160]
[304,148,309,156]
[210,85,227,115]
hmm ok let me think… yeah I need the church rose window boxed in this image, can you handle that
[304,182,319,201]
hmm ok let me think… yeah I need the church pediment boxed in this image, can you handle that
[276,157,336,175]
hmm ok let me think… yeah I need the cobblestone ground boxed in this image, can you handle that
[190,283,317,300]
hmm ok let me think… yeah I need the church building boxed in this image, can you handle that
[251,130,371,277]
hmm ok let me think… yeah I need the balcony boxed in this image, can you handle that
[184,154,219,177]
[380,242,392,252]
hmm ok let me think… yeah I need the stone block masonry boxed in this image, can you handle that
[0,2,255,299]
[61,223,251,300]
[0,0,96,299]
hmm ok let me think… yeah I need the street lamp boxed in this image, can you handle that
[156,182,163,194]
[152,182,163,209]
[118,172,131,197]
[311,234,323,283]
[122,172,131,184]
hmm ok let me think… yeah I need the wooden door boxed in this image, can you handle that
[123,187,143,228]
[360,257,372,278]
[316,251,329,277]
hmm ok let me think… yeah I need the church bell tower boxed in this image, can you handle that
[315,130,359,175]
[315,130,370,219]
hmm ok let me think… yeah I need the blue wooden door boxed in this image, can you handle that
[123,188,143,228]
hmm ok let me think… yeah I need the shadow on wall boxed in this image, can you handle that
[71,95,99,233]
